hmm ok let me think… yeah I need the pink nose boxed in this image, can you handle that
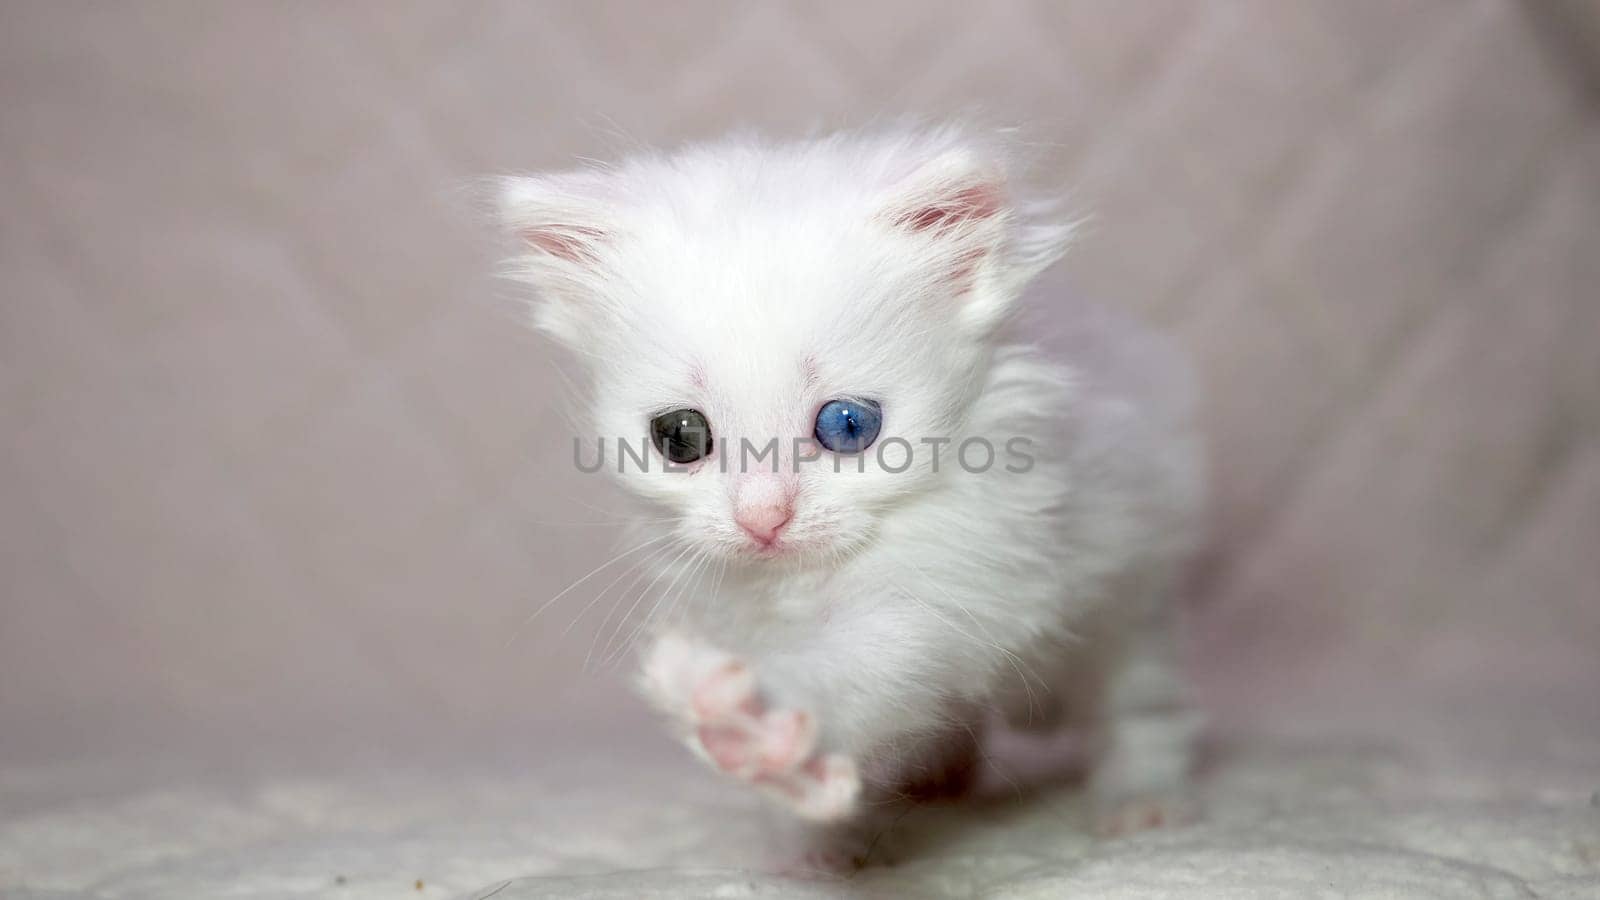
[735,503,792,545]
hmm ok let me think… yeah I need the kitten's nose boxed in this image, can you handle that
[734,477,794,546]
[736,503,792,545]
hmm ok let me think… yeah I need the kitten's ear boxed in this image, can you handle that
[885,150,1007,238]
[882,144,1071,334]
[497,171,615,344]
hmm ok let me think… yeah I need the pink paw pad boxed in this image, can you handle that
[691,661,758,720]
[663,649,859,822]
[695,702,818,778]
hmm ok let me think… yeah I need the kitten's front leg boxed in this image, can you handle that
[638,632,861,821]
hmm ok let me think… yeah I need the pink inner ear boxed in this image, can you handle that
[897,182,1004,233]
[520,224,606,263]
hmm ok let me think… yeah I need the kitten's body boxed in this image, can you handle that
[499,125,1202,835]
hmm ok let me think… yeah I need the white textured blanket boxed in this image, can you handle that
[6,709,1597,899]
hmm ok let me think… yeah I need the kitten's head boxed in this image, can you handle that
[500,126,1070,568]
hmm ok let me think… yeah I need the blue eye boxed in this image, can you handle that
[813,398,883,454]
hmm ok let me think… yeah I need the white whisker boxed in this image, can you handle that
[507,531,677,647]
[606,545,710,667]
[560,535,683,639]
[588,539,696,670]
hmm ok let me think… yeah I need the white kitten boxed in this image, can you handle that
[498,124,1203,838]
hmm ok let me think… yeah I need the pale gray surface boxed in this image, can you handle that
[3,0,1599,896]
[4,713,1598,898]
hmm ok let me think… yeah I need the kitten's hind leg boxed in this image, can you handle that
[1085,571,1203,835]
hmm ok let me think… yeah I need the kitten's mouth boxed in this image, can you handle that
[738,533,848,567]
[736,530,820,562]
[743,538,792,559]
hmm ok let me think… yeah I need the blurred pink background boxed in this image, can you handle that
[3,0,1598,773]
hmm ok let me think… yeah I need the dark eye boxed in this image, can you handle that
[650,408,713,464]
[813,398,882,454]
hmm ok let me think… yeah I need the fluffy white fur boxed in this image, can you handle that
[498,124,1203,838]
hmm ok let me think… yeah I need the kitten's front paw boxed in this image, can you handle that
[640,636,860,821]
[692,657,862,822]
